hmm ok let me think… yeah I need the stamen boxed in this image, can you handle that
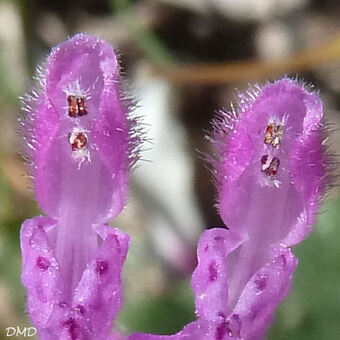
[67,95,78,118]
[77,97,87,116]
[68,131,87,151]
[261,155,280,179]
[264,122,283,148]
[67,95,88,117]
[67,128,91,166]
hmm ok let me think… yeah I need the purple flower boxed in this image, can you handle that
[210,78,327,311]
[129,79,328,340]
[20,34,141,339]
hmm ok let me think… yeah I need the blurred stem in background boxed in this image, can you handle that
[152,35,340,84]
[108,0,340,85]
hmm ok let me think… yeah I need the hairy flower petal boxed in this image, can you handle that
[213,79,325,241]
[21,34,140,223]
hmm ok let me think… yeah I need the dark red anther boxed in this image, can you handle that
[67,95,78,117]
[69,132,87,151]
[268,157,280,177]
[266,124,274,134]
[77,97,88,116]
[261,156,280,179]
[264,122,283,148]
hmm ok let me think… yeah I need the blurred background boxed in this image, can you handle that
[0,0,340,338]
